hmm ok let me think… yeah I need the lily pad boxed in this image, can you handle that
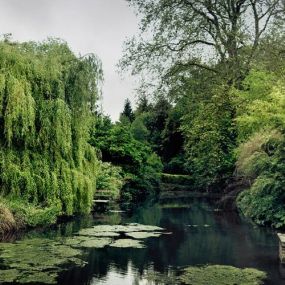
[125,231,163,239]
[78,228,120,237]
[79,238,113,248]
[109,239,145,248]
[90,223,165,233]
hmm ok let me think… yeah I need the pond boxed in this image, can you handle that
[0,197,284,284]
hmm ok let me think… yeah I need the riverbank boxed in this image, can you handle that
[0,197,62,239]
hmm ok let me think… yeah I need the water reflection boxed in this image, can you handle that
[1,197,284,284]
[57,198,283,285]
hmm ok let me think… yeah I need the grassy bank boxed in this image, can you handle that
[0,197,61,237]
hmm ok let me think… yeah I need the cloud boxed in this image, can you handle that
[0,0,138,120]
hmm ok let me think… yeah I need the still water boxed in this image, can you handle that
[1,198,285,284]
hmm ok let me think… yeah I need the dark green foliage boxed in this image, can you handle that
[120,98,135,123]
[180,81,236,190]
[120,0,285,229]
[90,116,162,206]
[0,39,102,225]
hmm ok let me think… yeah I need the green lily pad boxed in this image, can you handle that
[109,238,145,248]
[78,228,120,237]
[79,238,113,248]
[90,223,164,233]
[0,223,168,283]
[125,231,163,239]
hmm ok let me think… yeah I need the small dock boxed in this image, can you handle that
[277,233,285,263]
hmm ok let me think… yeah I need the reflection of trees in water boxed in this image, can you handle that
[59,198,280,285]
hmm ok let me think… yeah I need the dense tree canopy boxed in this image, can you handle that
[120,0,285,227]
[121,0,285,88]
[0,39,102,224]
[90,114,162,207]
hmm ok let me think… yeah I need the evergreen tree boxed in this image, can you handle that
[120,98,135,123]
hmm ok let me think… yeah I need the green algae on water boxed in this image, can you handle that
[179,265,267,285]
[146,265,267,285]
[0,223,170,283]
[0,237,85,284]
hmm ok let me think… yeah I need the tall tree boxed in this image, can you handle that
[120,98,135,123]
[121,0,284,87]
[0,39,102,220]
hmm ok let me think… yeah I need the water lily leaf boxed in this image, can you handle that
[109,239,145,248]
[78,228,120,237]
[145,265,266,285]
[91,223,165,233]
[79,238,113,248]
[125,231,163,239]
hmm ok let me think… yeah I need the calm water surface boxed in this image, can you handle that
[2,198,285,284]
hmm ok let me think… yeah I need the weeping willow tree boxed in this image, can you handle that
[0,38,102,223]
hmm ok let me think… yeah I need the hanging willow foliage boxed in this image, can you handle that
[0,38,102,217]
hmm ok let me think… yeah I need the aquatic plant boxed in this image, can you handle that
[0,237,85,284]
[146,265,266,285]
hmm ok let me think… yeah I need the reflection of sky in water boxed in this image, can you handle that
[90,262,152,285]
[84,199,282,285]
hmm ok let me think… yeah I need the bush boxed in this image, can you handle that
[96,162,124,200]
[164,154,187,174]
[90,120,163,206]
[0,197,61,229]
[237,175,285,228]
[235,71,285,228]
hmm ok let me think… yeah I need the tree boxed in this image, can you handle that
[235,70,285,228]
[0,39,102,224]
[120,98,135,123]
[90,121,162,206]
[121,0,284,87]
[135,94,152,114]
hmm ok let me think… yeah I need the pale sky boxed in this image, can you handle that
[0,0,139,120]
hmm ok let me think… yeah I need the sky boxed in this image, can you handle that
[0,0,139,120]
